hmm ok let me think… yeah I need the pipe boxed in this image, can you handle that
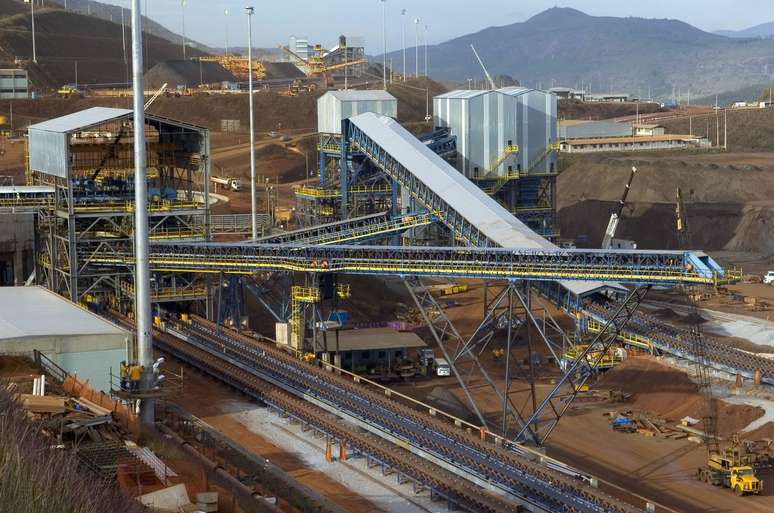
[130,0,154,425]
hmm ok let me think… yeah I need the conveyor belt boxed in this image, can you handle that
[586,302,774,385]
[253,211,434,246]
[163,314,644,513]
[91,243,722,285]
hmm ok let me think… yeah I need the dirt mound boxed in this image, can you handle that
[557,154,774,252]
[595,357,764,436]
[661,107,774,152]
[387,77,448,124]
[254,144,290,160]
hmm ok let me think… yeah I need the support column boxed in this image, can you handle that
[130,0,154,426]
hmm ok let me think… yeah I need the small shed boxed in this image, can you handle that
[317,90,397,134]
[0,286,130,392]
[311,327,426,373]
[632,123,665,137]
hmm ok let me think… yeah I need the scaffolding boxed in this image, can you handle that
[27,108,211,311]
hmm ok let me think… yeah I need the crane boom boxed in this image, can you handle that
[144,82,167,111]
[602,166,637,249]
[470,44,496,90]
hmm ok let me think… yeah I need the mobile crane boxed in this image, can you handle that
[601,166,638,249]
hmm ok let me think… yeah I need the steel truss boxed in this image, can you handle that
[93,242,721,285]
[515,285,651,445]
[406,278,568,443]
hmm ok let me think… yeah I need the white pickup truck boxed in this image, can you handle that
[763,271,774,284]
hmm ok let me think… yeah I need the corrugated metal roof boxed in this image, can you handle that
[497,86,534,97]
[0,286,127,339]
[324,90,396,102]
[28,107,132,134]
[434,90,490,100]
[348,112,618,297]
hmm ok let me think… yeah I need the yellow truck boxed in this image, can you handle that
[697,452,763,496]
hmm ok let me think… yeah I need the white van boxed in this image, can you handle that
[434,357,451,377]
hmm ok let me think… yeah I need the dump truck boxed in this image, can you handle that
[697,452,762,496]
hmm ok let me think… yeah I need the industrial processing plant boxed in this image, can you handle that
[0,1,773,513]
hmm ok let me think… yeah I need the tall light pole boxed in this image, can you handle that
[27,0,37,63]
[401,9,406,81]
[130,0,153,425]
[423,23,428,77]
[381,0,387,89]
[181,0,187,60]
[246,6,258,239]
[224,9,229,55]
[414,17,419,78]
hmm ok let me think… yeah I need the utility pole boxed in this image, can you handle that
[381,0,387,89]
[414,17,419,78]
[27,0,37,64]
[130,0,153,426]
[181,0,187,60]
[224,9,230,55]
[246,7,258,239]
[724,108,728,150]
[423,23,428,77]
[401,9,406,81]
[74,60,78,89]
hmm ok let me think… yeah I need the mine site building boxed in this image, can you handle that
[317,90,397,134]
[560,134,711,153]
[0,68,28,99]
[0,286,129,392]
[632,123,666,136]
[310,327,426,374]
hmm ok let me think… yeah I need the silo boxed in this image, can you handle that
[433,90,518,178]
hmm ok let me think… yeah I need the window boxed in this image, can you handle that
[361,350,371,360]
[377,351,386,359]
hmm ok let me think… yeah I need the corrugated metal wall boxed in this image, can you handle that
[317,94,398,134]
[28,130,69,178]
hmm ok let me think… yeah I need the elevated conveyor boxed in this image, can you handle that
[94,244,722,285]
[344,113,628,297]
[253,211,434,246]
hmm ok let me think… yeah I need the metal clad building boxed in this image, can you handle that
[317,90,397,135]
[0,69,28,99]
[559,120,632,140]
[433,90,513,177]
[497,87,557,175]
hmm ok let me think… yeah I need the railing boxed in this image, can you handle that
[210,213,272,235]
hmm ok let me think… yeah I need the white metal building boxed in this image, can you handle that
[432,88,557,178]
[317,90,397,134]
[0,286,130,392]
[0,69,29,99]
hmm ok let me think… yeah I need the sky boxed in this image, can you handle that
[98,0,774,51]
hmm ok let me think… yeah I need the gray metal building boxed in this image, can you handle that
[0,286,129,392]
[0,69,28,99]
[432,88,557,178]
[317,90,397,134]
[559,120,632,140]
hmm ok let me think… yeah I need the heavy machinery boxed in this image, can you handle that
[210,176,242,191]
[697,440,763,495]
[57,84,82,98]
[683,192,763,495]
[601,166,638,249]
[279,43,367,87]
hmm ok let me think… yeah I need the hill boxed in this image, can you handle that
[714,22,774,39]
[46,0,215,52]
[380,7,774,99]
[0,0,207,89]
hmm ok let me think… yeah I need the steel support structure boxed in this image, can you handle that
[515,285,651,445]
